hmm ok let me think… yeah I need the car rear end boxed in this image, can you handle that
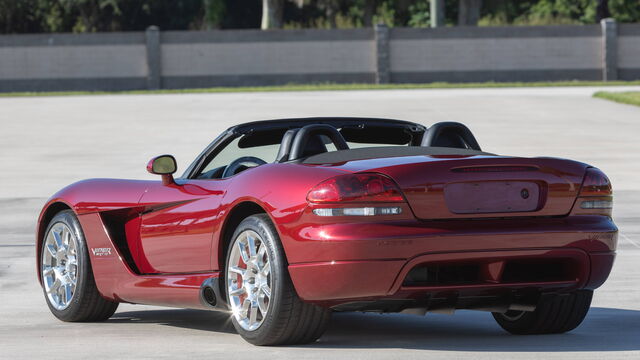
[284,155,617,314]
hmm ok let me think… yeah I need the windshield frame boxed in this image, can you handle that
[181,117,426,180]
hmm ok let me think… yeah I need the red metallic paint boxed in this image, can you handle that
[331,156,587,219]
[36,154,618,310]
[137,180,227,273]
[78,212,219,308]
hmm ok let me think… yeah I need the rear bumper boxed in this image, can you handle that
[289,248,615,302]
[284,215,617,303]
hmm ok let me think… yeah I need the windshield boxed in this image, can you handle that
[191,122,424,180]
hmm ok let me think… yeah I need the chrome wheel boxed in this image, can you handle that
[42,222,78,311]
[226,230,273,331]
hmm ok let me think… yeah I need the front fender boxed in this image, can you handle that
[35,179,151,284]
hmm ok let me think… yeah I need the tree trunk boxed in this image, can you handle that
[458,0,482,26]
[325,0,339,29]
[430,0,445,28]
[395,0,412,26]
[596,0,611,22]
[363,0,376,27]
[261,0,284,29]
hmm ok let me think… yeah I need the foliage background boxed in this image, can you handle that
[1,0,639,34]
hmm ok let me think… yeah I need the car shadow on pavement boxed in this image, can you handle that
[106,307,639,351]
[309,307,640,351]
[109,309,236,334]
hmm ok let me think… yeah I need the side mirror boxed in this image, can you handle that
[147,155,177,185]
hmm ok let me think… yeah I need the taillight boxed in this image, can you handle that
[575,168,613,215]
[307,173,405,203]
[579,168,612,196]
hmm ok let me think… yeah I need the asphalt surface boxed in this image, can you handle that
[1,86,640,359]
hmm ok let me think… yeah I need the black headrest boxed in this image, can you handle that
[421,122,481,151]
[301,134,328,158]
[276,129,299,162]
[279,124,349,162]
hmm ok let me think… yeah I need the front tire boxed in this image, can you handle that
[492,290,593,335]
[225,214,331,345]
[40,210,118,322]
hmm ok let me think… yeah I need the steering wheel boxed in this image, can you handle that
[221,156,267,179]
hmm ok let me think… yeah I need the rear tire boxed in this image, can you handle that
[492,290,593,334]
[225,214,331,345]
[40,210,118,322]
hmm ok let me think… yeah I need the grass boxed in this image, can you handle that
[593,91,640,107]
[2,80,640,98]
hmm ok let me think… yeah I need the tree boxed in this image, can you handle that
[261,0,284,29]
[394,0,413,26]
[203,0,225,29]
[362,0,377,27]
[458,0,482,26]
[3,0,640,34]
[596,0,611,21]
[608,0,640,23]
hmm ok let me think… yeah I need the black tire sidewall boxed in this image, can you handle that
[492,290,593,334]
[225,214,288,344]
[493,309,537,333]
[41,210,93,321]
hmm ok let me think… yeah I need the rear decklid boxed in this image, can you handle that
[315,154,588,220]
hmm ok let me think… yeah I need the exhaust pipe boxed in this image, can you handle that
[508,303,537,312]
[199,277,229,311]
[202,286,217,306]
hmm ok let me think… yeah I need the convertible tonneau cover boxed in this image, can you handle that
[303,146,494,164]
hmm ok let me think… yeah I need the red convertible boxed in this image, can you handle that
[36,118,617,345]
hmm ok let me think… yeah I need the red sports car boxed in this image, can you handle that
[37,118,617,345]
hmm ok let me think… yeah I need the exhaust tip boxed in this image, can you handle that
[199,277,228,310]
[203,286,217,306]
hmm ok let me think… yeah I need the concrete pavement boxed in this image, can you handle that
[1,86,639,359]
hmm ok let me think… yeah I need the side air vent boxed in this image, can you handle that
[100,210,141,274]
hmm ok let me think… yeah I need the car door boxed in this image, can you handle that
[136,179,228,273]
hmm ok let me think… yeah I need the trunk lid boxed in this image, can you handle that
[321,155,587,220]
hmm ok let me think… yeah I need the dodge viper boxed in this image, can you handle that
[36,117,617,345]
